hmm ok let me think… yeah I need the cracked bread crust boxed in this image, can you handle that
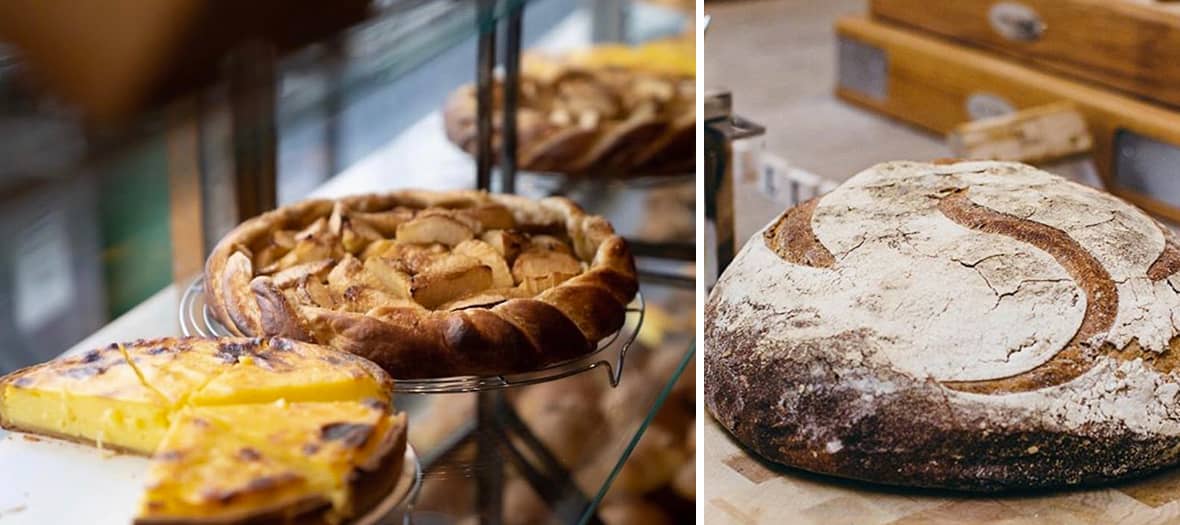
[706,160,1180,491]
[205,190,638,379]
[705,326,1180,492]
[442,47,694,177]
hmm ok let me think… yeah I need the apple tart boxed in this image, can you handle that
[204,190,639,379]
[443,39,695,176]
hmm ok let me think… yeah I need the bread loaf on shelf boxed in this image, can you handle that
[443,39,695,177]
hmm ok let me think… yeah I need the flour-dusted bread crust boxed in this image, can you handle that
[205,190,638,379]
[442,54,694,177]
[705,161,1180,491]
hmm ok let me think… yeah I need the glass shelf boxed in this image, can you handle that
[400,276,694,524]
[181,279,647,393]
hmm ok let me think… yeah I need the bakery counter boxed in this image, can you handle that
[0,275,693,525]
[0,101,695,525]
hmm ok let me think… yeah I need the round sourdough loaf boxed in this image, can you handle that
[705,160,1180,491]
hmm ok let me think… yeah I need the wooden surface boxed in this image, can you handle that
[704,416,1180,525]
[870,0,1180,109]
[835,14,1180,223]
[948,102,1091,164]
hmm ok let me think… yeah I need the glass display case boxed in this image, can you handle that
[0,1,695,524]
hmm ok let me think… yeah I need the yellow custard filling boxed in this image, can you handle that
[0,386,171,454]
[179,402,401,518]
[0,337,403,524]
[0,345,172,453]
[139,409,317,522]
[189,342,387,407]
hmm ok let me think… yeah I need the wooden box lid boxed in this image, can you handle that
[835,14,1180,223]
[869,0,1180,109]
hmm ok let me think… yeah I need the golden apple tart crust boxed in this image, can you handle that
[204,190,638,379]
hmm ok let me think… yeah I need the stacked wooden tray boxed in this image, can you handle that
[835,1,1180,223]
[870,0,1180,108]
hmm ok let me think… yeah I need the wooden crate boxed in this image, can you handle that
[869,0,1180,109]
[834,14,1180,223]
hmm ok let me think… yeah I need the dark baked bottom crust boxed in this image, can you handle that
[348,421,408,523]
[1,422,406,525]
[0,423,149,456]
[704,314,1180,492]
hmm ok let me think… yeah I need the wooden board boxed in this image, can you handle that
[834,14,1180,224]
[704,416,1180,524]
[0,0,369,122]
[947,102,1092,164]
[869,0,1180,109]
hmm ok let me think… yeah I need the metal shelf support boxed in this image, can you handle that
[705,90,764,284]
[476,0,498,192]
[471,4,581,524]
[498,7,523,194]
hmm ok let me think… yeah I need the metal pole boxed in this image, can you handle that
[499,5,522,194]
[588,0,627,43]
[475,390,504,525]
[324,39,347,178]
[228,41,278,222]
[475,3,503,523]
[704,92,734,281]
[705,91,764,284]
[706,131,734,277]
[492,395,602,524]
[475,0,497,192]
